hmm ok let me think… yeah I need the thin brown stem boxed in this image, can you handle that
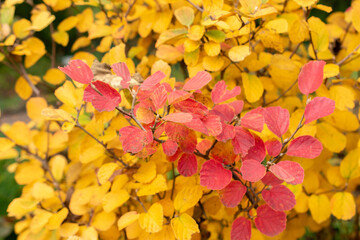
[263,80,298,106]
[186,0,203,12]
[336,43,360,66]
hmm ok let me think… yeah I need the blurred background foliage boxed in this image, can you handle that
[0,0,354,239]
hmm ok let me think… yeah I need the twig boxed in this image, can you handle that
[99,0,112,24]
[171,163,176,200]
[289,43,301,59]
[306,8,318,60]
[49,22,56,68]
[186,0,203,12]
[263,80,298,106]
[125,0,137,18]
[336,43,360,66]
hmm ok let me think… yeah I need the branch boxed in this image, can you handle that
[336,43,360,66]
[263,79,298,106]
[186,0,203,12]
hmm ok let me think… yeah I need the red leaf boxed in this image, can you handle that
[59,59,93,84]
[162,140,178,156]
[287,135,323,159]
[179,130,197,153]
[261,172,283,186]
[240,160,266,182]
[200,160,232,190]
[232,127,255,156]
[163,112,193,123]
[231,217,251,240]
[265,139,282,157]
[119,126,149,153]
[173,99,208,117]
[196,139,213,155]
[183,71,212,91]
[298,60,326,95]
[229,100,244,115]
[304,97,335,124]
[150,85,167,110]
[168,90,192,105]
[184,117,208,135]
[165,122,189,141]
[241,108,264,132]
[243,135,266,162]
[219,181,246,208]
[216,123,235,142]
[211,80,241,104]
[178,153,198,177]
[84,81,121,112]
[111,62,131,88]
[263,107,289,137]
[202,114,222,136]
[141,71,166,90]
[269,161,304,185]
[254,204,286,237]
[212,104,235,122]
[262,185,296,211]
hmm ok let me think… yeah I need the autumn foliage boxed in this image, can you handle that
[1,0,360,239]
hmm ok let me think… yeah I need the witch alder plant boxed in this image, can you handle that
[9,58,334,239]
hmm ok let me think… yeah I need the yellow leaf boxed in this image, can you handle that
[54,81,83,107]
[188,25,205,41]
[49,155,67,182]
[88,24,112,39]
[137,174,168,196]
[316,122,346,153]
[329,85,354,111]
[203,0,223,14]
[326,166,346,188]
[7,198,37,218]
[203,55,224,72]
[171,213,199,240]
[308,17,329,52]
[0,138,15,152]
[47,208,69,230]
[174,186,203,213]
[26,97,48,121]
[41,108,73,123]
[268,54,300,89]
[108,44,126,65]
[52,31,69,47]
[294,192,309,213]
[138,11,156,38]
[184,48,200,66]
[97,162,119,185]
[139,202,163,233]
[314,4,332,13]
[242,73,264,103]
[44,68,66,85]
[125,220,142,239]
[96,35,112,53]
[228,45,250,62]
[72,51,96,66]
[294,0,318,7]
[15,162,44,185]
[52,0,71,11]
[174,6,194,27]
[102,189,130,212]
[289,19,309,44]
[15,75,40,100]
[71,36,91,52]
[5,121,31,145]
[82,226,98,240]
[265,18,288,33]
[184,39,200,52]
[76,8,93,33]
[58,16,78,31]
[352,1,360,33]
[323,64,339,78]
[12,18,31,39]
[133,161,157,183]
[30,209,53,233]
[118,211,139,231]
[330,192,356,220]
[92,211,116,231]
[153,10,173,33]
[203,41,220,57]
[59,223,79,238]
[308,194,331,224]
[30,11,55,31]
[340,149,360,179]
[324,110,359,132]
[31,182,55,200]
